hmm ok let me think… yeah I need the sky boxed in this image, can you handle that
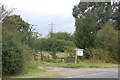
[1,0,80,37]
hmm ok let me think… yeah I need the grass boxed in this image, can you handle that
[9,68,59,78]
[35,61,118,68]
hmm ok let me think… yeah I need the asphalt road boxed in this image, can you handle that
[47,71,119,80]
[67,71,118,78]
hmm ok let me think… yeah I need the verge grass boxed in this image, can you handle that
[9,68,58,78]
[36,61,118,68]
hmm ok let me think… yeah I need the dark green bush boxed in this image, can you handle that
[84,47,113,63]
[95,22,118,62]
[2,27,32,76]
[2,34,24,75]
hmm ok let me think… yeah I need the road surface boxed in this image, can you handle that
[39,66,119,78]
[67,71,118,78]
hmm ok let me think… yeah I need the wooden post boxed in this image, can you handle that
[75,53,77,64]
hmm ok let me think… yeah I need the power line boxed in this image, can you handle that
[49,22,55,33]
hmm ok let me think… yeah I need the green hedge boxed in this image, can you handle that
[2,34,24,75]
[2,27,32,76]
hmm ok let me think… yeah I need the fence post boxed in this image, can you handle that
[75,53,77,64]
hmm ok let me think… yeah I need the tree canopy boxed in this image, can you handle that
[74,11,97,49]
[72,2,120,30]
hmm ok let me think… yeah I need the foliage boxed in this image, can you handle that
[72,2,120,30]
[3,15,35,47]
[43,38,65,59]
[74,11,97,49]
[64,46,75,57]
[73,2,119,63]
[32,37,75,58]
[95,21,118,62]
[30,38,44,51]
[0,4,15,21]
[51,32,74,41]
[2,27,33,76]
[84,47,113,63]
[2,13,35,75]
[2,27,24,75]
[113,2,120,30]
[118,31,120,63]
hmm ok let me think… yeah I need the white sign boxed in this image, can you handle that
[77,50,83,56]
[75,49,84,56]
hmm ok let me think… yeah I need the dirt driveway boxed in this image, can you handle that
[38,66,118,78]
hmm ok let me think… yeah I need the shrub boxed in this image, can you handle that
[2,27,33,76]
[2,36,24,75]
[84,47,113,63]
[95,21,118,62]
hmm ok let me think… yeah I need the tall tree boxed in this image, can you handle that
[113,2,120,30]
[72,2,120,30]
[96,21,118,62]
[74,11,97,49]
[2,5,26,76]
[3,15,35,47]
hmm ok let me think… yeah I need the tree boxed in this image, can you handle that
[43,38,65,59]
[0,4,16,76]
[72,2,120,30]
[0,4,15,21]
[3,15,35,47]
[51,32,73,41]
[96,21,118,62]
[2,27,24,75]
[113,2,120,30]
[2,8,34,75]
[74,11,97,49]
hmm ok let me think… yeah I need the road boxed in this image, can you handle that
[39,66,119,78]
[66,71,118,78]
[46,71,119,80]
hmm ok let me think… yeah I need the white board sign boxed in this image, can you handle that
[77,50,83,56]
[75,48,84,56]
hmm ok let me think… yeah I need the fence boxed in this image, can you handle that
[34,55,76,63]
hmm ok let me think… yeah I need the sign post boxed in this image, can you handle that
[75,48,84,64]
[75,52,78,64]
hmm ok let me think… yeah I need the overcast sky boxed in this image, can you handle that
[1,0,80,36]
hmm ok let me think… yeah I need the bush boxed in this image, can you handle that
[2,27,33,76]
[95,21,118,62]
[84,47,113,63]
[2,36,24,75]
[64,46,75,57]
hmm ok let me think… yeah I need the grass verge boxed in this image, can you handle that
[35,61,118,68]
[8,68,59,78]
